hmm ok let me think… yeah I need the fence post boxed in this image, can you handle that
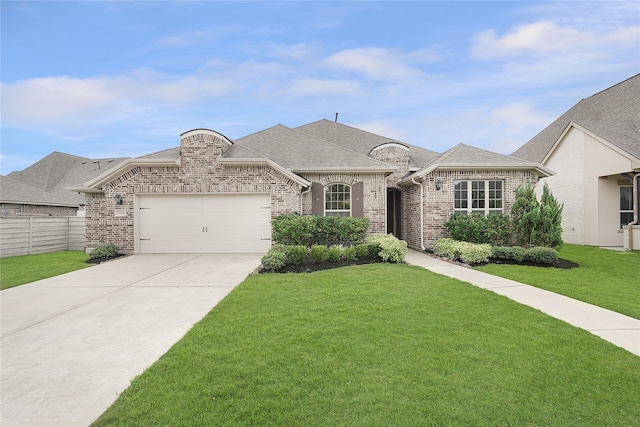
[28,217,33,255]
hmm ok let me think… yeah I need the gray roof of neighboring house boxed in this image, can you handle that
[226,124,393,170]
[0,175,67,206]
[512,74,640,163]
[295,119,440,168]
[4,151,129,206]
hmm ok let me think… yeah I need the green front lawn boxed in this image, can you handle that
[93,264,640,426]
[476,245,640,319]
[0,251,91,290]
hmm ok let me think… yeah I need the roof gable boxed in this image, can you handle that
[512,74,640,163]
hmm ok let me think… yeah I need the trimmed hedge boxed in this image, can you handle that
[272,214,369,246]
[260,234,408,272]
[444,212,512,246]
[491,245,558,265]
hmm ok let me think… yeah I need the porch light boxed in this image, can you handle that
[435,179,442,191]
[114,195,123,205]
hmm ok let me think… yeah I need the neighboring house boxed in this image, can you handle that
[70,120,551,254]
[512,74,640,249]
[1,152,129,217]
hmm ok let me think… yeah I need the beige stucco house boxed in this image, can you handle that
[70,120,551,254]
[513,74,640,249]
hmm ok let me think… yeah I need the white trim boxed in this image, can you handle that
[398,163,553,186]
[542,121,640,166]
[323,183,352,217]
[293,166,396,174]
[67,158,179,193]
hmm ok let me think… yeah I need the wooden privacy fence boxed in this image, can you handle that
[0,217,85,258]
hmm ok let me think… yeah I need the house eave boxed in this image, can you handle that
[398,163,554,186]
[293,166,397,175]
[68,158,180,193]
[218,158,311,187]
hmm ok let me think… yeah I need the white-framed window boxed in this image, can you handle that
[620,186,634,228]
[454,180,503,215]
[325,183,351,217]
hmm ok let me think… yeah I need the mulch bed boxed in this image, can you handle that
[424,250,578,269]
[261,259,384,274]
[86,254,127,264]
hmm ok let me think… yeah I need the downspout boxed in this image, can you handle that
[412,177,426,251]
[300,186,311,215]
[628,172,640,251]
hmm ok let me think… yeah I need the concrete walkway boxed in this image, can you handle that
[406,249,640,356]
[1,254,262,427]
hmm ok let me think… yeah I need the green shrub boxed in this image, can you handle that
[367,234,407,263]
[260,248,287,272]
[272,214,369,247]
[309,245,329,263]
[285,245,308,265]
[341,246,357,261]
[444,212,512,246]
[433,238,491,264]
[492,246,527,262]
[90,243,119,259]
[538,183,564,249]
[526,247,558,265]
[511,185,541,247]
[354,244,372,260]
[327,245,342,262]
[271,214,316,246]
[338,217,371,245]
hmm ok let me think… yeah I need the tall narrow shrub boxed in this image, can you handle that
[511,185,540,247]
[537,183,564,249]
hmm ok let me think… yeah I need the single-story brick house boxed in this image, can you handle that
[69,119,552,254]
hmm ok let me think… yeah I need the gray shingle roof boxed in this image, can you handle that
[226,124,393,170]
[429,143,539,167]
[295,119,440,167]
[512,74,640,163]
[5,152,129,205]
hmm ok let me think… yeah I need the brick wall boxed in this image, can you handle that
[85,130,303,253]
[300,173,387,234]
[402,169,540,250]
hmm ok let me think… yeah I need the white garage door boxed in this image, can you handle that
[138,194,271,254]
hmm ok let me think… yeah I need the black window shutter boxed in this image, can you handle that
[312,182,323,216]
[352,181,364,217]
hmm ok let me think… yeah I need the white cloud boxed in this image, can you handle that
[325,47,438,82]
[471,21,589,59]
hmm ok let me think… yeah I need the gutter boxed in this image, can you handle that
[627,172,640,251]
[300,186,311,215]
[412,177,426,251]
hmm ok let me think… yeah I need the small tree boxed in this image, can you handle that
[537,183,564,249]
[511,183,564,249]
[511,184,540,247]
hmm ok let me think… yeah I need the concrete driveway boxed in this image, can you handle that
[1,253,262,427]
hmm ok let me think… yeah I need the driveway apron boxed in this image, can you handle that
[1,254,261,427]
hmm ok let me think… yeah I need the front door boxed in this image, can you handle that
[387,189,402,238]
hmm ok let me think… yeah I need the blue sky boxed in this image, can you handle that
[1,1,638,175]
